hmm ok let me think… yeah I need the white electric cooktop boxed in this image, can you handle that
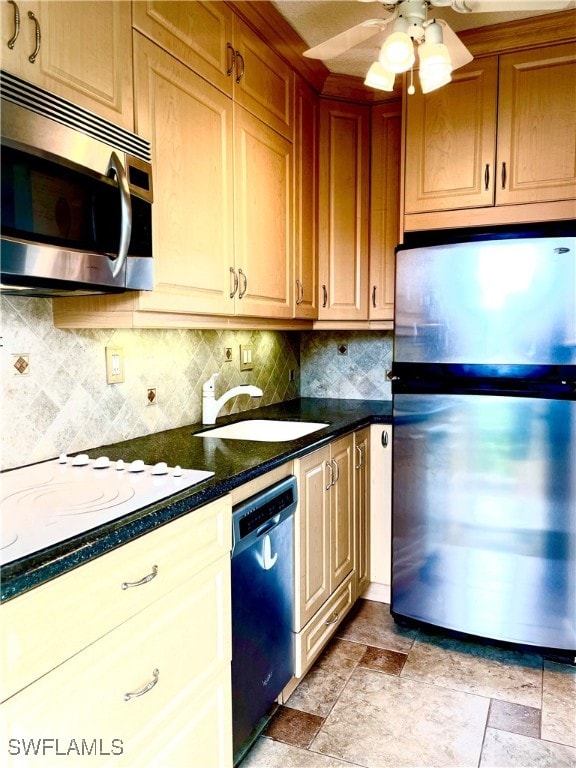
[0,454,214,565]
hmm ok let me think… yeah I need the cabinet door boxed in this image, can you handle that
[329,435,354,593]
[295,446,331,630]
[318,100,370,320]
[133,33,235,316]
[1,560,232,767]
[294,77,319,319]
[496,42,576,205]
[233,106,293,319]
[370,102,401,321]
[1,1,134,130]
[354,428,370,599]
[367,425,392,603]
[132,0,234,96]
[404,56,498,213]
[232,16,293,141]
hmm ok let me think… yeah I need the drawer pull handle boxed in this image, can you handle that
[7,0,20,49]
[124,668,159,701]
[226,42,235,76]
[121,565,158,590]
[355,444,363,470]
[325,460,334,490]
[27,10,40,63]
[326,611,339,626]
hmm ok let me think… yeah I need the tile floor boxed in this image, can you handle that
[240,599,575,768]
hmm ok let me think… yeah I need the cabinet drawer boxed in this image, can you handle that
[1,556,231,767]
[1,496,231,701]
[294,572,354,678]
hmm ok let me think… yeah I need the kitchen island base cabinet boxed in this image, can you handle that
[0,497,233,768]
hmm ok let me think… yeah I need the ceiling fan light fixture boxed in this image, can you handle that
[364,61,396,92]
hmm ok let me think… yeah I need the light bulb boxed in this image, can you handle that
[379,31,415,74]
[364,61,395,92]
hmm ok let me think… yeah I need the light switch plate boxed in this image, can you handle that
[240,344,254,371]
[105,346,124,384]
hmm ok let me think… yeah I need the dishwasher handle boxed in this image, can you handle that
[256,515,281,538]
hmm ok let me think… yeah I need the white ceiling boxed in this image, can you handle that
[271,0,576,78]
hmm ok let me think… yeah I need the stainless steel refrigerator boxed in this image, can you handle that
[391,230,576,655]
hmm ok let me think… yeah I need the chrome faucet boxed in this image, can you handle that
[202,373,263,425]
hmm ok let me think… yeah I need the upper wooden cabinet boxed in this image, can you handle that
[497,43,576,206]
[233,105,293,319]
[369,101,401,322]
[318,99,370,321]
[133,32,292,321]
[404,43,576,228]
[0,0,133,130]
[133,32,234,317]
[132,0,235,94]
[404,56,498,214]
[294,76,319,319]
[132,0,293,139]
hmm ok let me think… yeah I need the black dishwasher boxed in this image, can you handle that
[231,475,297,763]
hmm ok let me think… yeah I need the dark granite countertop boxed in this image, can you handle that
[1,398,392,602]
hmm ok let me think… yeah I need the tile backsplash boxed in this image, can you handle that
[1,297,299,470]
[300,331,393,400]
[1,298,393,470]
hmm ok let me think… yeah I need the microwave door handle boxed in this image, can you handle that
[107,152,132,279]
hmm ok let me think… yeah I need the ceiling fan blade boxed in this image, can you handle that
[303,17,393,60]
[450,0,571,12]
[436,20,474,70]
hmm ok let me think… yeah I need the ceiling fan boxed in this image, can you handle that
[303,0,572,94]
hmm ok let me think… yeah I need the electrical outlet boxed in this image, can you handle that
[240,344,254,371]
[105,346,124,384]
[147,387,157,405]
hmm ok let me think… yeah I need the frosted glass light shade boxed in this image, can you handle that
[364,61,395,91]
[379,31,415,73]
[418,41,452,93]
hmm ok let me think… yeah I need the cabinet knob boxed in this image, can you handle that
[484,163,490,191]
[381,430,389,448]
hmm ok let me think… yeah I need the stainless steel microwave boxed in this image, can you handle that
[1,71,154,297]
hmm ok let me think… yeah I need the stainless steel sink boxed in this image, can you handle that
[195,420,329,442]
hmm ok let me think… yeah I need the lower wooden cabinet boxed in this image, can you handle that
[364,425,393,605]
[293,433,355,678]
[1,497,233,768]
[353,427,370,599]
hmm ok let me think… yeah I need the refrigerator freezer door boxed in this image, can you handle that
[394,237,576,367]
[392,393,576,652]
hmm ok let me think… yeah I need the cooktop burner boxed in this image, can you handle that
[0,455,214,565]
